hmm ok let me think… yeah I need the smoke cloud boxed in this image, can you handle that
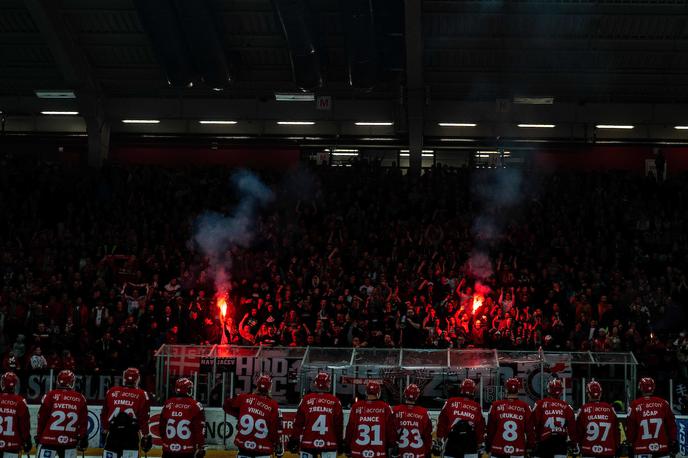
[467,167,524,281]
[192,170,274,294]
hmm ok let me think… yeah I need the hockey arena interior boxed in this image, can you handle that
[1,1,688,458]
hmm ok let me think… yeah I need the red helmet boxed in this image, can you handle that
[460,378,477,396]
[123,367,140,387]
[57,370,76,389]
[505,377,520,395]
[366,381,381,398]
[587,380,603,400]
[639,377,655,395]
[256,375,272,394]
[1,372,18,392]
[313,372,331,391]
[174,378,193,396]
[547,378,564,397]
[404,384,420,403]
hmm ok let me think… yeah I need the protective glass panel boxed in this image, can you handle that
[352,348,400,367]
[215,346,261,358]
[450,349,499,369]
[302,348,353,369]
[401,349,449,369]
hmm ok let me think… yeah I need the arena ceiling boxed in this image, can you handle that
[3,0,688,149]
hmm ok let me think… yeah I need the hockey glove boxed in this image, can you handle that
[568,441,580,456]
[140,434,153,453]
[23,437,32,453]
[478,443,487,457]
[194,448,206,458]
[431,439,444,456]
[388,444,399,458]
[287,437,300,453]
[77,436,89,452]
[275,441,284,458]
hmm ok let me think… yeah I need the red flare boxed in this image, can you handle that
[217,295,228,319]
[472,294,484,315]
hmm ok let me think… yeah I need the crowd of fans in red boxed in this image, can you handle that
[0,158,687,392]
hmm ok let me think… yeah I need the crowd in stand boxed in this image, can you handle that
[1,157,687,395]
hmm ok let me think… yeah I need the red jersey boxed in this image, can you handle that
[346,399,397,458]
[392,404,432,458]
[101,386,151,435]
[223,393,281,454]
[292,392,343,451]
[626,396,677,455]
[436,396,485,445]
[486,399,534,456]
[577,401,620,457]
[532,398,578,442]
[159,396,205,454]
[0,393,30,451]
[37,389,88,448]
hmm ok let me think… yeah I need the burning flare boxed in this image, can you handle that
[216,293,231,345]
[472,294,484,315]
[216,295,228,319]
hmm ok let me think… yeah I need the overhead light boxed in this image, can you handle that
[440,138,475,142]
[517,124,555,128]
[477,154,490,158]
[477,150,511,155]
[400,149,434,153]
[199,120,237,125]
[41,111,79,115]
[332,148,359,152]
[122,119,160,124]
[277,121,315,125]
[361,137,396,141]
[275,92,315,102]
[438,123,477,127]
[355,121,393,126]
[400,153,434,157]
[596,124,634,129]
[513,96,554,105]
[332,152,358,157]
[35,90,76,99]
[675,126,688,130]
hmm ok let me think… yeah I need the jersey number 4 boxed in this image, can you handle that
[311,415,328,435]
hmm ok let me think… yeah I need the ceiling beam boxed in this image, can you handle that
[404,0,424,175]
[24,0,109,166]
